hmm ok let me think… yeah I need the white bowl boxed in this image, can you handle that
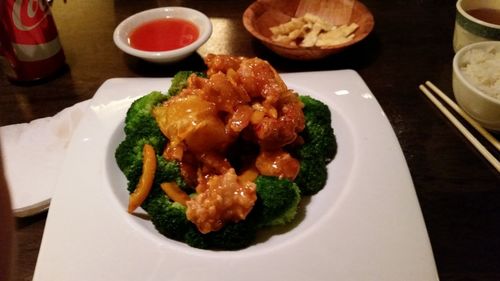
[452,41,500,131]
[113,7,212,63]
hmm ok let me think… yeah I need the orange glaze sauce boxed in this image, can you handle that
[129,18,199,51]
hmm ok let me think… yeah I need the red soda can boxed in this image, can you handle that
[0,0,66,82]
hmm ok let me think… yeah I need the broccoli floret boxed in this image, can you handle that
[294,158,328,196]
[143,196,191,241]
[115,136,167,192]
[205,219,258,250]
[132,156,188,205]
[115,136,147,179]
[253,176,301,227]
[115,91,170,192]
[184,226,210,249]
[124,91,169,136]
[167,71,206,98]
[300,96,332,125]
[292,95,337,196]
[184,217,258,250]
[298,95,337,162]
[154,156,189,191]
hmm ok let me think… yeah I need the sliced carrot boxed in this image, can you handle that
[160,182,190,206]
[128,144,157,213]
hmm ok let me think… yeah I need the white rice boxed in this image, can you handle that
[460,46,500,100]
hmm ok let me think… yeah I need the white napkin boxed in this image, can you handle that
[0,100,90,217]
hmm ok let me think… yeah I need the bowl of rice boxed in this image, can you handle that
[452,41,500,131]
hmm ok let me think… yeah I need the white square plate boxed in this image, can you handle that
[34,70,438,281]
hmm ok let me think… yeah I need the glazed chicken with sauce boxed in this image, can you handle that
[152,54,305,233]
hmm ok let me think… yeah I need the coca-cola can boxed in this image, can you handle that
[0,0,66,82]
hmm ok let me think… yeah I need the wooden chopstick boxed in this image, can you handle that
[424,81,500,151]
[419,83,500,173]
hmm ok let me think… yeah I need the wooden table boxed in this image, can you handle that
[2,0,499,280]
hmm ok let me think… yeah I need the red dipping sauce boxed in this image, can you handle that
[129,18,199,52]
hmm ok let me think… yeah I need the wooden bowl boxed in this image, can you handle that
[243,0,374,60]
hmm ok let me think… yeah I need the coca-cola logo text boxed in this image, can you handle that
[12,0,49,31]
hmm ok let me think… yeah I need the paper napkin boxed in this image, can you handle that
[0,100,90,217]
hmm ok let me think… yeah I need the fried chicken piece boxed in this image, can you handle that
[186,169,257,234]
[198,152,232,176]
[237,57,287,103]
[226,104,253,133]
[198,72,251,114]
[155,55,307,233]
[255,149,300,180]
[204,54,244,76]
[252,93,305,149]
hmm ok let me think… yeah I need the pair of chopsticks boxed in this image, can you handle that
[419,81,500,173]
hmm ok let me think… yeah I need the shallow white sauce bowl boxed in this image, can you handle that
[113,7,212,63]
[452,41,500,131]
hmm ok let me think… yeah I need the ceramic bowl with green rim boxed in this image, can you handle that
[453,0,500,52]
